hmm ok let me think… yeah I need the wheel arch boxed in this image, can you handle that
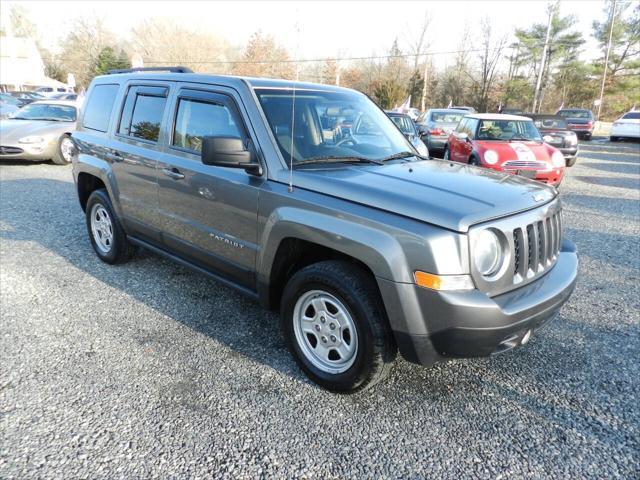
[256,208,410,311]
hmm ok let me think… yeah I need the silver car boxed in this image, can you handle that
[417,109,467,157]
[0,100,77,164]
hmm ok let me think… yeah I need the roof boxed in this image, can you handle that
[521,113,563,120]
[385,111,410,117]
[94,72,355,94]
[427,108,468,113]
[30,100,79,108]
[467,113,533,121]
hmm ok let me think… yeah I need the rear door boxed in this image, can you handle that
[110,82,171,242]
[156,86,264,289]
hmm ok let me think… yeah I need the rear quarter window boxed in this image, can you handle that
[622,112,640,120]
[82,84,120,132]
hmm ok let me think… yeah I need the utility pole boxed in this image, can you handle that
[532,2,557,113]
[597,0,616,120]
[421,58,429,111]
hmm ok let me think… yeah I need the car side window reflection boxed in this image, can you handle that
[172,98,242,154]
[118,86,168,143]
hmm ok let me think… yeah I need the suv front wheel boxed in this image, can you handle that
[280,260,396,393]
[85,189,133,264]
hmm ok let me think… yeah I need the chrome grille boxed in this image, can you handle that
[469,198,563,297]
[503,160,549,170]
[512,211,562,283]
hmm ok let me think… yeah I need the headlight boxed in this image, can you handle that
[474,229,502,276]
[484,150,499,164]
[18,135,45,144]
[551,151,565,168]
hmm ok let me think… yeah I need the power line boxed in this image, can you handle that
[40,41,586,66]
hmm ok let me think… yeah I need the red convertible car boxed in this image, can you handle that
[443,113,566,187]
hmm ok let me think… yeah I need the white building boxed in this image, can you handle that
[0,36,67,92]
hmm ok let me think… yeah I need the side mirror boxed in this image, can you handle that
[201,136,262,175]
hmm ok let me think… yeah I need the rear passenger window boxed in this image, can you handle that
[173,98,242,153]
[118,86,168,142]
[82,84,119,132]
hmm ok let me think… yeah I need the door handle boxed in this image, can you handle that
[106,151,123,162]
[162,167,185,180]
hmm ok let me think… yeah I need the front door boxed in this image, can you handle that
[156,87,263,290]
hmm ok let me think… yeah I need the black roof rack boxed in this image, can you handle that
[106,66,193,75]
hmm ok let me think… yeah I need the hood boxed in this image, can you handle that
[291,159,556,232]
[0,119,74,142]
[476,140,554,162]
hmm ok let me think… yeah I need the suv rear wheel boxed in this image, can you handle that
[280,260,396,393]
[85,189,133,264]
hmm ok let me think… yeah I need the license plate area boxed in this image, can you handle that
[516,170,537,179]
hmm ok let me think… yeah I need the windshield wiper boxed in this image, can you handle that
[509,136,535,142]
[293,155,384,167]
[379,151,428,162]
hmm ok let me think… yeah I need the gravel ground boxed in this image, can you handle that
[1,139,639,479]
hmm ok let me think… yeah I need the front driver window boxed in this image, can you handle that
[173,98,242,153]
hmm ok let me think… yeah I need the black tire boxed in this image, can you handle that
[469,155,480,166]
[52,134,73,165]
[566,156,577,167]
[584,134,592,141]
[85,189,134,264]
[280,260,397,393]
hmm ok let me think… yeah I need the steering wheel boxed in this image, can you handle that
[336,136,358,147]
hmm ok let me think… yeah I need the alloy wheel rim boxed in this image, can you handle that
[60,137,74,163]
[293,290,358,374]
[90,204,114,254]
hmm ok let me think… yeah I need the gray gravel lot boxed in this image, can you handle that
[1,139,639,479]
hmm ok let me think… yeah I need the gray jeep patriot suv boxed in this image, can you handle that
[72,67,578,392]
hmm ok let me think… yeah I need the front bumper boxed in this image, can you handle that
[0,141,58,161]
[568,127,593,137]
[379,239,578,366]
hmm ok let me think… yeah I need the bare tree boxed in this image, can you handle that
[130,18,231,74]
[468,18,507,112]
[403,11,432,109]
[59,17,115,88]
[232,31,295,79]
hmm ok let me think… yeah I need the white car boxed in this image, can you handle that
[610,111,640,141]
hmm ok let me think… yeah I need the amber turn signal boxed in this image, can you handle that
[414,271,475,291]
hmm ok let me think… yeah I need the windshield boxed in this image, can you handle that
[0,94,21,106]
[256,88,414,164]
[430,111,465,124]
[533,117,568,129]
[12,103,77,121]
[389,115,415,135]
[477,119,542,141]
[557,110,591,119]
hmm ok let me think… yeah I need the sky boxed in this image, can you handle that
[1,0,607,68]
